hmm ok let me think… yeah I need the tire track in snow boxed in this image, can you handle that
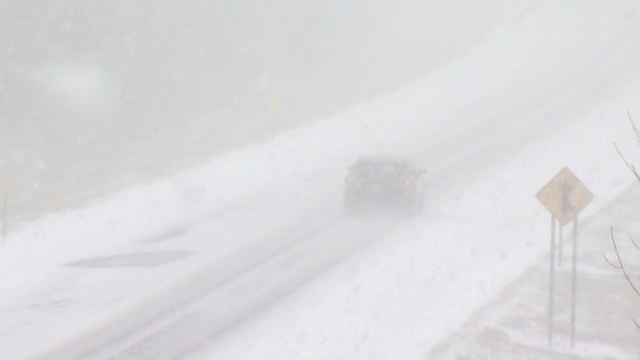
[30,216,401,360]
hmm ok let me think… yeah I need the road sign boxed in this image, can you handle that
[536,167,593,226]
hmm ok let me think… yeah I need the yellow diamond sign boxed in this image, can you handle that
[536,167,593,226]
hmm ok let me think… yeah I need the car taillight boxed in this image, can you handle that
[400,178,410,185]
[346,177,354,183]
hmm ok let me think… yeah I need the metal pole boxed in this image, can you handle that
[571,215,578,348]
[548,215,556,347]
[558,223,563,267]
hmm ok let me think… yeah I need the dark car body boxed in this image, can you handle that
[344,156,425,214]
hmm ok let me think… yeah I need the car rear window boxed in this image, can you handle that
[352,161,407,175]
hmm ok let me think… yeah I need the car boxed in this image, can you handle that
[344,156,426,214]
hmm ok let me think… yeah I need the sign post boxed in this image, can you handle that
[571,215,578,348]
[558,224,563,267]
[548,214,556,346]
[536,167,593,348]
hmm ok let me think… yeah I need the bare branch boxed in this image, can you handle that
[628,110,640,142]
[631,234,640,251]
[603,253,622,269]
[612,114,640,341]
[614,142,640,183]
[610,226,640,297]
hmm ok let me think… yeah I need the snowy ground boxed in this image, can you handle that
[428,183,640,359]
[2,1,640,359]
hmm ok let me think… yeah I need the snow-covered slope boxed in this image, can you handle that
[2,1,640,359]
[1,0,527,224]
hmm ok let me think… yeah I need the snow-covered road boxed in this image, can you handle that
[2,1,640,359]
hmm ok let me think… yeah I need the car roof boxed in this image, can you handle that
[354,155,414,165]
